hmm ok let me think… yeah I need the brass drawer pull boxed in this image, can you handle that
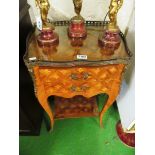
[70,73,78,80]
[70,72,91,80]
[70,85,90,92]
[82,72,91,80]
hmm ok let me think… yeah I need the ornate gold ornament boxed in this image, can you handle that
[35,0,59,47]
[73,0,82,16]
[72,0,84,21]
[98,0,123,52]
[35,0,50,27]
[108,0,123,29]
[68,0,86,38]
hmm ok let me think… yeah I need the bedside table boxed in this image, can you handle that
[24,21,132,131]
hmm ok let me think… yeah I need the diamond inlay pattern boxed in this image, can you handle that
[37,64,124,98]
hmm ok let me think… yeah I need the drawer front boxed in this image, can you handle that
[37,64,125,98]
[39,67,92,84]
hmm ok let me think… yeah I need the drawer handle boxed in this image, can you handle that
[70,72,91,80]
[83,72,91,80]
[70,85,90,92]
[70,73,78,80]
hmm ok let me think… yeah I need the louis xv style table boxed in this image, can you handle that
[24,21,132,131]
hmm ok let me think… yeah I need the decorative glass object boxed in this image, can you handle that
[35,0,59,47]
[68,0,87,38]
[98,0,123,55]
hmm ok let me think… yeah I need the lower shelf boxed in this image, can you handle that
[54,95,99,119]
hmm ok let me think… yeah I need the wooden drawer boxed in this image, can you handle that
[36,64,124,98]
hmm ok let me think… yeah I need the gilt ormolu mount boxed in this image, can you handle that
[35,0,59,47]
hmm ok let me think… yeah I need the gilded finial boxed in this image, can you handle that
[35,0,50,28]
[72,0,84,21]
[108,0,123,29]
[73,0,82,16]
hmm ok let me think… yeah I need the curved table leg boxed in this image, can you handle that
[33,66,54,131]
[99,84,120,127]
[37,95,54,132]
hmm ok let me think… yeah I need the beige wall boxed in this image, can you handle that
[117,9,135,131]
